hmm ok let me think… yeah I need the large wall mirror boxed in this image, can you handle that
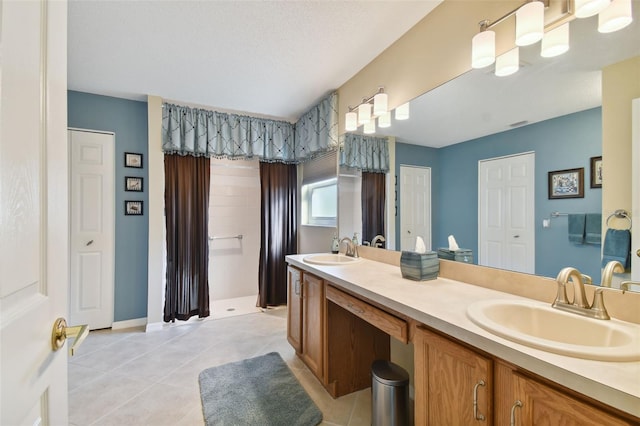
[340,6,639,288]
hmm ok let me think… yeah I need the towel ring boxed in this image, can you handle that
[606,209,632,230]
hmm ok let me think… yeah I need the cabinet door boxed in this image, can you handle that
[510,373,632,426]
[287,266,302,353]
[301,273,325,379]
[414,326,492,426]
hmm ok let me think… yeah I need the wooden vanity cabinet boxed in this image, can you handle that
[300,272,325,380]
[495,361,636,426]
[286,266,302,352]
[414,326,493,425]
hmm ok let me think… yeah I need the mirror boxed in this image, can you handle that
[340,9,639,287]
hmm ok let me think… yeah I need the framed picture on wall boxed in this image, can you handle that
[548,168,584,199]
[590,156,602,188]
[125,200,143,215]
[125,176,143,192]
[124,152,143,168]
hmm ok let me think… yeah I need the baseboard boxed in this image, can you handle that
[112,317,147,330]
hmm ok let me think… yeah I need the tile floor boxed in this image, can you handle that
[68,308,371,425]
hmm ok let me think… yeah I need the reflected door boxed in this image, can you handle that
[632,98,639,281]
[479,152,535,273]
[400,166,432,251]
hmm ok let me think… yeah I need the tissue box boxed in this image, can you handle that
[437,248,473,264]
[400,251,439,281]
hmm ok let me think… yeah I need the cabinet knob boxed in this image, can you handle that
[510,400,523,426]
[473,380,486,421]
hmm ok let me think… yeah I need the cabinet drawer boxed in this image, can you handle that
[326,285,408,343]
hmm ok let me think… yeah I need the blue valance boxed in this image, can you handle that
[340,134,390,173]
[162,92,338,164]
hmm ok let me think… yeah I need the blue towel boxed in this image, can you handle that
[568,214,585,244]
[584,213,602,245]
[601,228,631,268]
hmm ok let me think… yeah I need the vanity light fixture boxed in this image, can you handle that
[495,47,520,77]
[541,22,570,57]
[378,111,392,128]
[598,0,633,33]
[471,24,496,69]
[516,1,545,46]
[373,92,388,116]
[395,102,410,120]
[575,0,611,18]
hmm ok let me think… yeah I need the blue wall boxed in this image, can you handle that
[68,91,149,322]
[396,107,602,282]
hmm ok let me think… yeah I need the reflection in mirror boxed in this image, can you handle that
[354,8,639,288]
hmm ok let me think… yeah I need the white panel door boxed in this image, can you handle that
[632,99,640,281]
[400,166,432,251]
[479,152,535,273]
[0,1,69,425]
[69,130,115,330]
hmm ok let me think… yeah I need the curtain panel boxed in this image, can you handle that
[164,154,211,322]
[258,162,298,307]
[294,92,339,162]
[340,134,390,173]
[361,172,386,246]
[162,92,338,164]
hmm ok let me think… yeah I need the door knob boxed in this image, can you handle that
[51,317,89,356]
[636,248,640,258]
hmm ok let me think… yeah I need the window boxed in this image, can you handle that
[302,178,337,226]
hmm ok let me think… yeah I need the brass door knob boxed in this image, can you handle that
[51,317,89,356]
[636,248,640,258]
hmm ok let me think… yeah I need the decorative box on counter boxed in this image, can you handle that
[437,248,473,264]
[400,251,439,281]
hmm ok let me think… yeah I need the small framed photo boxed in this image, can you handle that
[590,156,602,188]
[125,200,143,216]
[125,176,143,192]
[124,152,143,168]
[548,168,584,199]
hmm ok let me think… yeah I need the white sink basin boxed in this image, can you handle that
[303,253,362,265]
[467,299,640,361]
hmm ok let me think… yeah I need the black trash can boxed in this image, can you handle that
[371,360,410,426]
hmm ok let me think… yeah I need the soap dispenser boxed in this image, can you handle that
[331,235,339,254]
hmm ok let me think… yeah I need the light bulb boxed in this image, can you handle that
[373,92,388,116]
[358,103,372,125]
[471,30,496,69]
[598,0,633,33]
[363,120,376,134]
[575,0,611,18]
[541,23,570,57]
[378,112,391,128]
[345,111,358,131]
[395,103,410,120]
[516,1,544,46]
[495,47,519,77]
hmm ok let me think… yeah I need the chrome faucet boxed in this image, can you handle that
[553,267,610,320]
[340,237,359,258]
[601,260,624,288]
[371,235,386,248]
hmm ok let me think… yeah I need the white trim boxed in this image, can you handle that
[67,127,115,136]
[112,317,147,330]
[477,150,535,164]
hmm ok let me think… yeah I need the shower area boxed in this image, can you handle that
[207,157,262,318]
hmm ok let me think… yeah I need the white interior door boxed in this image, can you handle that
[479,152,535,273]
[69,130,115,330]
[400,166,432,251]
[632,98,639,281]
[0,1,69,424]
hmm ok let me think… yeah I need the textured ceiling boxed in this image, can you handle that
[68,0,441,122]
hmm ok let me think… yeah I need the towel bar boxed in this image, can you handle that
[209,234,243,241]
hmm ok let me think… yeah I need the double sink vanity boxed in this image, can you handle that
[285,249,640,425]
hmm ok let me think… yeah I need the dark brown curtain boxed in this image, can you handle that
[362,172,386,247]
[258,162,298,307]
[164,154,211,322]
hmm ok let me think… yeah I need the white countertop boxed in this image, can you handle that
[286,254,640,418]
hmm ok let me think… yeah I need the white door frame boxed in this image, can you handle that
[68,128,115,330]
[631,98,639,281]
[400,165,432,252]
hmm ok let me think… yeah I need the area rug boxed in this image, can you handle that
[198,352,323,426]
